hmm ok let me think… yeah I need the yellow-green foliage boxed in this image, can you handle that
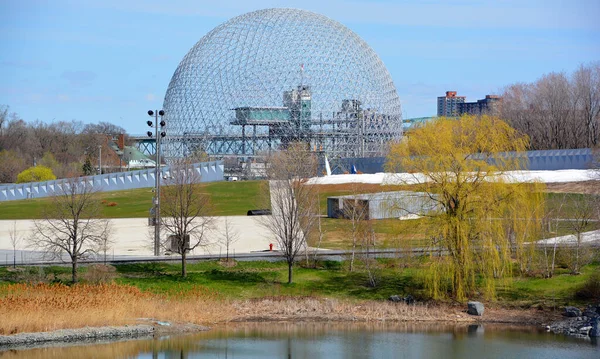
[386,115,545,301]
[16,165,56,183]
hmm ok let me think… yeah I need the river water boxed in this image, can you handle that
[2,322,599,358]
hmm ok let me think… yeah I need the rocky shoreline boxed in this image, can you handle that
[0,325,155,347]
[0,321,209,350]
[546,304,600,338]
[1,303,597,350]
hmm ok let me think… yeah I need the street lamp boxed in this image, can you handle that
[147,109,166,256]
[98,145,102,175]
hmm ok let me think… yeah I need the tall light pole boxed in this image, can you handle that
[147,110,166,256]
[98,145,102,175]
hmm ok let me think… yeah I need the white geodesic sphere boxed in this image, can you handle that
[163,8,401,159]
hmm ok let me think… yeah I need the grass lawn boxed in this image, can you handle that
[496,263,599,307]
[112,260,419,301]
[0,260,421,301]
[0,180,265,219]
[2,260,596,308]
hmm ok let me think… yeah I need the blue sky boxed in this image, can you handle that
[1,0,598,134]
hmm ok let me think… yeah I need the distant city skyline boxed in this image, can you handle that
[1,0,599,134]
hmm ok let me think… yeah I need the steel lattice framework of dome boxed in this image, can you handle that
[162,8,402,160]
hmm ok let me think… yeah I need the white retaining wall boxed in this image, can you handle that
[0,161,224,202]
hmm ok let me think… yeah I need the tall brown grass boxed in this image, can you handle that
[0,283,229,335]
[232,297,471,322]
[0,284,545,335]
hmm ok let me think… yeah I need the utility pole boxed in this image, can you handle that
[98,145,102,175]
[147,110,166,256]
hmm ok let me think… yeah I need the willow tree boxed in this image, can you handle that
[386,115,545,300]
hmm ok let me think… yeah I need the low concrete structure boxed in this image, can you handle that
[327,191,437,220]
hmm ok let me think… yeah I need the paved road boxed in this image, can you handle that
[1,215,598,266]
[0,216,278,261]
[0,247,423,266]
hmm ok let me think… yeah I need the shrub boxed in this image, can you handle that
[16,166,56,183]
[575,269,600,300]
[82,264,117,284]
[20,266,49,284]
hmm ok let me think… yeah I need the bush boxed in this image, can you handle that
[16,166,56,183]
[575,269,600,300]
[82,264,117,284]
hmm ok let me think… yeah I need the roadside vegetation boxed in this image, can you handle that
[1,112,599,334]
[0,259,597,334]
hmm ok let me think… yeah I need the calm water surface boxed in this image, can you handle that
[3,322,599,359]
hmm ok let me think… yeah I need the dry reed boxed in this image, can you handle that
[0,283,230,335]
[0,284,547,335]
[232,297,473,322]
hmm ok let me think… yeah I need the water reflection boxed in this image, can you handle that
[1,322,598,359]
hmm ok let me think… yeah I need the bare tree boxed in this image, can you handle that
[160,161,214,277]
[363,228,379,287]
[218,217,239,261]
[0,108,133,180]
[96,221,114,265]
[573,63,600,147]
[29,180,109,283]
[501,62,600,149]
[83,121,127,136]
[564,193,598,274]
[341,186,371,272]
[306,190,327,268]
[0,105,8,138]
[540,200,563,278]
[9,222,21,268]
[259,142,319,284]
[0,150,27,183]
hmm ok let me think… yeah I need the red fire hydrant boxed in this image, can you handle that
[269,243,273,251]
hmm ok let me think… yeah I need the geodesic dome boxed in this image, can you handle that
[162,8,401,160]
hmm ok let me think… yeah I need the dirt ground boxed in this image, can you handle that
[544,181,599,194]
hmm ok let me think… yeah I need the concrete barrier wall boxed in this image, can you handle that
[329,148,594,174]
[0,161,224,202]
[327,191,438,220]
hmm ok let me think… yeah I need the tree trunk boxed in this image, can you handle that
[350,234,357,272]
[551,241,557,276]
[72,258,78,283]
[182,251,187,278]
[287,262,293,284]
[574,234,581,274]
